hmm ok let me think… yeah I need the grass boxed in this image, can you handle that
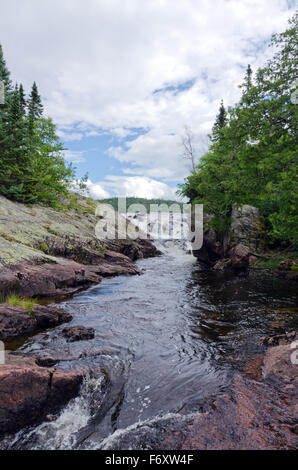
[6,294,37,312]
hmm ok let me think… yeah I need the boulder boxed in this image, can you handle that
[230,205,262,252]
[0,352,89,436]
[192,206,264,271]
[0,304,72,341]
[192,215,223,265]
[62,325,95,342]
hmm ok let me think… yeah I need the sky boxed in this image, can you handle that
[0,0,296,200]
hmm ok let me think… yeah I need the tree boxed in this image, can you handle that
[19,84,27,114]
[0,44,77,207]
[243,64,253,91]
[0,44,12,92]
[211,100,227,142]
[28,81,43,135]
[25,118,75,205]
[181,125,196,171]
[179,12,298,246]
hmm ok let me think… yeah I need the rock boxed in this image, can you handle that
[192,206,264,271]
[213,258,232,271]
[35,356,59,367]
[0,260,102,298]
[120,239,161,261]
[0,252,142,299]
[0,304,72,341]
[230,205,262,252]
[228,244,250,271]
[0,352,89,436]
[160,334,298,450]
[0,193,159,299]
[260,331,298,347]
[192,215,224,265]
[62,325,95,342]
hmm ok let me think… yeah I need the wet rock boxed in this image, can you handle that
[160,335,298,450]
[120,239,161,261]
[213,258,232,271]
[62,325,95,342]
[0,352,88,436]
[260,331,297,347]
[0,260,102,298]
[35,356,59,367]
[0,304,72,341]
[192,215,223,265]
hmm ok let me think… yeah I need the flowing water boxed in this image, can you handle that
[1,243,297,450]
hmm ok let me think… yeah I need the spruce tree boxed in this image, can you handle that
[28,81,43,135]
[211,100,227,142]
[0,43,12,92]
[19,84,27,115]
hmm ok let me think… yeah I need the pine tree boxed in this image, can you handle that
[211,100,227,142]
[0,44,75,205]
[0,43,12,92]
[28,81,43,135]
[19,84,27,115]
[28,82,43,119]
[0,84,30,200]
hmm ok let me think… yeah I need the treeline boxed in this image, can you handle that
[179,13,298,247]
[99,197,184,211]
[0,45,75,206]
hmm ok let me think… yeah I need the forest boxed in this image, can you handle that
[0,46,75,207]
[179,13,297,248]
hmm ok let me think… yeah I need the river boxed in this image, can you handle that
[1,243,297,450]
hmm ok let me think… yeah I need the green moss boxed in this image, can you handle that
[39,242,48,253]
[6,294,37,312]
[100,242,107,256]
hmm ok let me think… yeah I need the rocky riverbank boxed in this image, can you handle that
[161,332,298,450]
[0,194,160,299]
[193,205,297,277]
[0,194,160,436]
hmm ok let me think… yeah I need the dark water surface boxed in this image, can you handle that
[1,245,297,449]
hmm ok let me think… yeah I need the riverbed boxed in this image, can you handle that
[1,244,297,450]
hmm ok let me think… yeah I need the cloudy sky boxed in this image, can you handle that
[0,0,296,200]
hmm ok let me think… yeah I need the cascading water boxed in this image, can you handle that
[1,213,297,450]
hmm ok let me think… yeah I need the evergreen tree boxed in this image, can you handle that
[179,12,298,246]
[28,81,43,135]
[0,45,76,206]
[0,43,12,92]
[19,84,27,115]
[211,100,227,142]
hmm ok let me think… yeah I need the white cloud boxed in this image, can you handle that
[63,150,87,163]
[57,130,84,142]
[0,0,295,185]
[87,176,180,200]
[85,180,110,199]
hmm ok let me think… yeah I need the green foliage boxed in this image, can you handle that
[179,13,298,246]
[0,45,75,206]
